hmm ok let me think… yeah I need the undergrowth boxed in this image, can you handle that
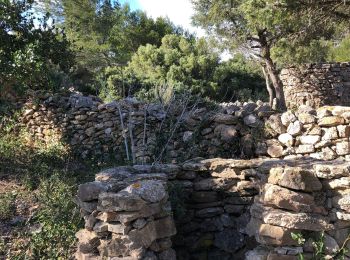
[0,103,116,259]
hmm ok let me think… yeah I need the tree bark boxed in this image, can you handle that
[261,64,275,107]
[258,30,287,111]
[264,57,286,111]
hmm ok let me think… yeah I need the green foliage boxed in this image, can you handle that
[272,39,331,66]
[123,35,266,102]
[329,34,350,62]
[0,192,16,220]
[0,0,75,94]
[291,231,350,260]
[26,174,82,259]
[192,0,350,68]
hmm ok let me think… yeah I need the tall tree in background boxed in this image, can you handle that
[0,0,74,97]
[36,0,182,71]
[192,0,350,110]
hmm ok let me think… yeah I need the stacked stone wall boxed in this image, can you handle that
[21,91,273,163]
[259,105,350,161]
[76,157,350,259]
[280,62,350,109]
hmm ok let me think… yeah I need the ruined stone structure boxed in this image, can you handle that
[281,62,350,109]
[75,158,350,259]
[20,80,350,259]
[21,91,273,163]
[75,105,350,260]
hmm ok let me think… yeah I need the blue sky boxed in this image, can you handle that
[119,0,140,11]
[117,0,204,36]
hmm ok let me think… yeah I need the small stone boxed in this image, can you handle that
[278,133,294,147]
[93,221,108,233]
[281,111,297,126]
[258,224,298,246]
[298,113,316,124]
[214,124,238,142]
[267,142,284,158]
[78,181,108,202]
[98,191,147,212]
[266,114,286,137]
[133,218,147,229]
[337,125,350,138]
[322,127,339,140]
[213,113,238,124]
[287,121,302,136]
[319,116,345,127]
[213,229,245,253]
[158,248,176,260]
[324,233,340,254]
[191,191,219,203]
[299,135,320,145]
[183,131,193,142]
[295,144,315,154]
[336,142,350,155]
[108,223,131,234]
[244,114,261,127]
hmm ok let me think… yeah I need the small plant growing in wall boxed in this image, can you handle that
[291,231,350,260]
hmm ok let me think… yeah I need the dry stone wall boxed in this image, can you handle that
[21,91,273,163]
[260,105,350,161]
[281,62,350,109]
[76,157,350,259]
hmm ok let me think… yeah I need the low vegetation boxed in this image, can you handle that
[0,105,122,259]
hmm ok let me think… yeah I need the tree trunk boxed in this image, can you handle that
[261,65,275,107]
[264,57,286,111]
[258,30,287,111]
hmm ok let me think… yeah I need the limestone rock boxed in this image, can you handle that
[337,125,350,138]
[281,111,297,126]
[213,113,238,124]
[261,184,318,213]
[258,224,298,246]
[319,116,345,127]
[267,142,284,158]
[98,192,147,212]
[295,144,315,154]
[278,133,294,147]
[266,114,286,137]
[214,124,238,142]
[124,180,166,203]
[268,167,322,192]
[78,181,108,202]
[322,127,338,140]
[336,142,350,155]
[299,135,320,145]
[183,131,193,142]
[314,163,350,179]
[298,113,316,124]
[287,121,302,136]
[261,206,333,231]
[244,114,261,127]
